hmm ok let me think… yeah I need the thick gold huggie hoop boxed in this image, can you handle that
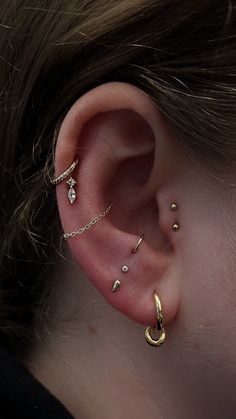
[145,292,166,347]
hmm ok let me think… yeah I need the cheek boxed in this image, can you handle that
[180,218,236,369]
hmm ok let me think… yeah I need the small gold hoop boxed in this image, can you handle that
[51,158,79,185]
[132,234,144,254]
[145,292,166,347]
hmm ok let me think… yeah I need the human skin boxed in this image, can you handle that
[27,83,236,419]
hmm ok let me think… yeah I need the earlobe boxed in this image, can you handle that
[53,82,182,339]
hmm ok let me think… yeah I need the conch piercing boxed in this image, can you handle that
[112,265,129,293]
[145,292,166,347]
[112,235,144,294]
[112,280,121,293]
[132,234,144,254]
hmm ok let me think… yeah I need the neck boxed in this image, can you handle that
[27,259,234,419]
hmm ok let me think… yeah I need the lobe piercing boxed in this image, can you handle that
[145,292,166,347]
[112,266,129,294]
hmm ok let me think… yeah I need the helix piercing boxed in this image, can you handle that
[132,234,144,254]
[66,177,77,204]
[51,158,79,185]
[121,265,129,273]
[145,292,166,347]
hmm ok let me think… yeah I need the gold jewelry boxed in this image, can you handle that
[145,292,166,347]
[172,223,180,232]
[132,234,144,254]
[121,265,129,273]
[112,280,121,293]
[170,202,178,211]
[112,265,129,293]
[63,203,112,239]
[51,158,79,185]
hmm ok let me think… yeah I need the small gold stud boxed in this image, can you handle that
[112,280,121,293]
[172,223,180,232]
[170,202,178,211]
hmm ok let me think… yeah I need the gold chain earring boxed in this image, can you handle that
[145,292,166,347]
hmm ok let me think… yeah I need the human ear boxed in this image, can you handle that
[53,82,183,328]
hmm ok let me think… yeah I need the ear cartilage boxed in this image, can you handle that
[50,158,79,185]
[170,202,178,211]
[63,202,112,239]
[112,280,121,293]
[172,223,180,232]
[132,234,144,254]
[67,177,77,204]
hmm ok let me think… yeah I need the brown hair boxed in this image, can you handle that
[0,0,235,356]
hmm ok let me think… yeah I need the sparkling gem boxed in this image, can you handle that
[68,187,76,204]
[67,177,76,187]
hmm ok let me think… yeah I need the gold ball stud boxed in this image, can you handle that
[170,202,178,211]
[172,223,180,232]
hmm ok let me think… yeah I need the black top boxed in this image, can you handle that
[0,349,74,419]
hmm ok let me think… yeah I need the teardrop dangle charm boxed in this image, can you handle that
[66,177,77,204]
[112,280,121,293]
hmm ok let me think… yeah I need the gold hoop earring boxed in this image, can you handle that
[131,234,144,254]
[145,292,166,347]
